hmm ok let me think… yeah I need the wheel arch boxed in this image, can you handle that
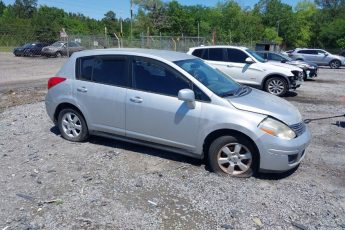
[54,102,86,125]
[203,129,260,164]
[261,74,289,89]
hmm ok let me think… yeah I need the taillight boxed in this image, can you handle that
[48,77,66,89]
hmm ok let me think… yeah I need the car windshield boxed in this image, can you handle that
[22,43,33,48]
[174,58,241,97]
[247,49,266,63]
[51,42,65,47]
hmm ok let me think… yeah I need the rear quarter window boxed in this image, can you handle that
[77,55,129,87]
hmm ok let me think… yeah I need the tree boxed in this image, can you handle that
[262,27,283,44]
[13,0,37,18]
[0,0,5,16]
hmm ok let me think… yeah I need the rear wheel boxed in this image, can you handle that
[329,60,341,69]
[265,77,288,96]
[208,136,258,177]
[58,108,89,142]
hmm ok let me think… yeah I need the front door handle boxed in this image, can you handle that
[130,96,143,103]
[77,87,88,93]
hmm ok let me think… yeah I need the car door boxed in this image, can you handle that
[315,50,329,65]
[125,57,202,151]
[74,55,129,135]
[224,48,261,85]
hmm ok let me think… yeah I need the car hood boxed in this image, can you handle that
[266,61,302,71]
[228,88,302,125]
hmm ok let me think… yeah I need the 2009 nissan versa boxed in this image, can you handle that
[45,49,311,177]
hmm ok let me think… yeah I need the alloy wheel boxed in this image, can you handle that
[217,143,252,176]
[267,79,285,95]
[61,112,82,138]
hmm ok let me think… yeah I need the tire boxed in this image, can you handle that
[264,77,288,96]
[55,51,62,58]
[207,135,258,177]
[329,60,341,69]
[58,108,89,142]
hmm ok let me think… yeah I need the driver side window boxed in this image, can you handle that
[132,58,191,97]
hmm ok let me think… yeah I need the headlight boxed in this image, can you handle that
[258,117,296,140]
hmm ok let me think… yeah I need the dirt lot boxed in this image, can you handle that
[0,54,345,229]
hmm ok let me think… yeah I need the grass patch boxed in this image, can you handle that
[0,46,14,52]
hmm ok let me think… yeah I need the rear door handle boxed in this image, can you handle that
[130,96,143,103]
[77,87,88,93]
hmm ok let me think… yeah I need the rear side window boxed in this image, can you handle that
[298,50,317,54]
[208,48,226,61]
[192,49,202,58]
[226,49,248,63]
[77,56,128,87]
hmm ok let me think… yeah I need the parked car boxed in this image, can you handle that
[13,42,49,57]
[42,41,85,57]
[256,51,318,80]
[187,46,304,96]
[289,48,345,69]
[45,48,311,177]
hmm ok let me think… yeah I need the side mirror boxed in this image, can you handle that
[324,53,328,56]
[245,57,255,64]
[281,59,287,63]
[178,89,196,109]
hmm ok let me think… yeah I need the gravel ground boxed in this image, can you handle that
[0,56,345,229]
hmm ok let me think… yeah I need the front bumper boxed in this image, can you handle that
[257,124,312,172]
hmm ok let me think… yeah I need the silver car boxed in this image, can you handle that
[45,49,311,177]
[289,48,345,69]
[42,41,85,57]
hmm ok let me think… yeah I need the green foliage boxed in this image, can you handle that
[0,0,345,49]
[337,38,345,48]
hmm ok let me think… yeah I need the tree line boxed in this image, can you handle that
[0,0,344,50]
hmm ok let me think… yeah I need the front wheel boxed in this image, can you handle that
[55,51,62,58]
[58,108,89,142]
[208,136,258,177]
[329,60,341,69]
[265,77,288,96]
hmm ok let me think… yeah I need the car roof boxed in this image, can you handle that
[74,48,196,62]
[190,45,248,50]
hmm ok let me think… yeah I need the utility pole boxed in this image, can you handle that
[130,0,133,41]
[197,21,200,45]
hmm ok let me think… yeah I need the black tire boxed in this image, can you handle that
[55,51,62,58]
[329,60,341,69]
[207,135,258,177]
[58,108,89,142]
[264,77,288,96]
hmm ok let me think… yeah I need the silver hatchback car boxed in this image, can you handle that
[45,49,311,177]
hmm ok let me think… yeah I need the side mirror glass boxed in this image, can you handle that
[178,89,196,109]
[245,57,255,64]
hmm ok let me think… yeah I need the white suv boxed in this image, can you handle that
[188,46,304,96]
